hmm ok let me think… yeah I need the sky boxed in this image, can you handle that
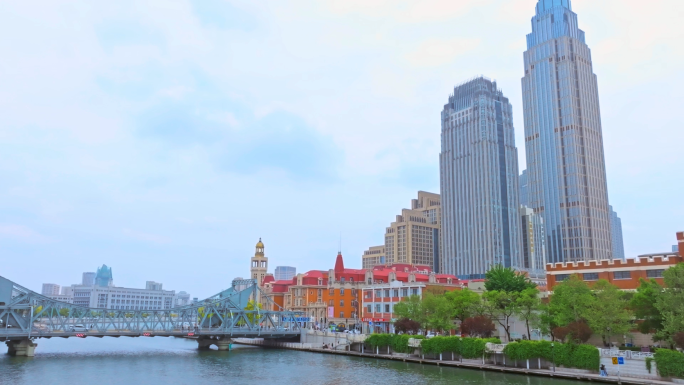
[1,0,682,299]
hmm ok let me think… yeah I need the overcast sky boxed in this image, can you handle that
[1,0,682,298]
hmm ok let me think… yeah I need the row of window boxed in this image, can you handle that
[555,269,665,282]
[367,304,392,313]
[363,288,420,299]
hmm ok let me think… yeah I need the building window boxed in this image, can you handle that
[340,300,344,307]
[613,271,631,280]
[411,288,418,296]
[384,289,390,297]
[401,288,408,297]
[318,289,322,297]
[341,277,345,283]
[647,269,665,278]
[392,289,399,298]
[375,290,382,298]
[340,288,345,296]
[351,289,357,297]
[350,277,354,282]
[328,300,333,306]
[367,305,372,313]
[555,274,570,282]
[384,304,390,313]
[329,288,334,296]
[375,304,381,312]
[339,312,344,318]
[583,273,599,281]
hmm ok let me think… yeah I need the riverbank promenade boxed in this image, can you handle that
[233,337,676,385]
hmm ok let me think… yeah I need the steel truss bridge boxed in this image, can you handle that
[0,276,303,356]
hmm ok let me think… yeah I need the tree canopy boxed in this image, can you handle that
[655,263,684,345]
[484,264,536,293]
[630,278,663,334]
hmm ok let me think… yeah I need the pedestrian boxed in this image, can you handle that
[600,364,607,377]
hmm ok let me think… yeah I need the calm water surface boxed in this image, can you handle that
[1,337,586,385]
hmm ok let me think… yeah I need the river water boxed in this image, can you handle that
[1,337,585,385]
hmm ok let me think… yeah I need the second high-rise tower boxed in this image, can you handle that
[521,0,613,263]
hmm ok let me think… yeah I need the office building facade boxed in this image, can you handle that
[383,191,441,271]
[520,205,546,274]
[609,206,625,260]
[440,77,523,279]
[41,283,60,296]
[274,266,297,281]
[361,245,386,269]
[519,170,530,207]
[521,0,613,264]
[82,272,96,286]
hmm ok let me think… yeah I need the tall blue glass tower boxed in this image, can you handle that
[440,77,523,279]
[522,0,613,264]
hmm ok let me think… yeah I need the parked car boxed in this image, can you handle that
[69,324,88,332]
[426,332,436,338]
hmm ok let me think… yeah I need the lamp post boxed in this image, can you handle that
[607,327,611,348]
[551,343,555,372]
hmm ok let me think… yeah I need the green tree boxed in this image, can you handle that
[531,303,559,341]
[655,263,684,345]
[445,288,481,328]
[59,308,70,317]
[630,278,663,334]
[483,290,519,342]
[584,280,632,346]
[484,264,536,293]
[393,295,427,332]
[549,274,595,326]
[515,287,541,339]
[422,293,453,333]
[245,300,263,324]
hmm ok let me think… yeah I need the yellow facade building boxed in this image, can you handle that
[363,191,442,271]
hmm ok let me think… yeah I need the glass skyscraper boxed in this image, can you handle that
[521,0,613,263]
[440,77,523,279]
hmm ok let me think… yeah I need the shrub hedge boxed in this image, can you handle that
[654,348,684,379]
[365,334,424,353]
[420,336,501,359]
[502,340,599,371]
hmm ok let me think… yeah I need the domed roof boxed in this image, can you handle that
[256,238,264,248]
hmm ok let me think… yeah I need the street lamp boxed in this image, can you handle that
[551,343,555,372]
[606,327,611,348]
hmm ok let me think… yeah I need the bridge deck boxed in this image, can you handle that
[0,329,301,341]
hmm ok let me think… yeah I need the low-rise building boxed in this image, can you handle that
[546,232,684,292]
[261,249,460,332]
[360,269,461,333]
[46,265,187,310]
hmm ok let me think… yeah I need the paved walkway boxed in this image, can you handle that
[234,338,673,384]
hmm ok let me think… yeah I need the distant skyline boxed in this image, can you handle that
[1,0,682,298]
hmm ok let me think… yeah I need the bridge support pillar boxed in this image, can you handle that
[6,340,38,357]
[214,340,232,351]
[197,339,214,350]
